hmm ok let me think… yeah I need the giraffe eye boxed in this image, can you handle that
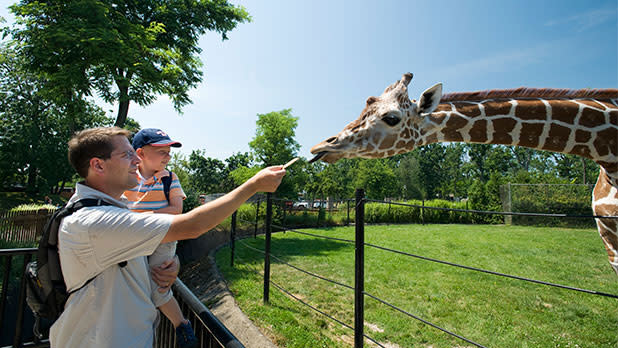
[381,114,400,127]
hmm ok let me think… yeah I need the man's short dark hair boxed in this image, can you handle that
[68,127,132,178]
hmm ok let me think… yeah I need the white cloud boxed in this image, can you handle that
[545,7,616,32]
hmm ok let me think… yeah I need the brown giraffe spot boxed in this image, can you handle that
[425,133,438,144]
[427,114,447,125]
[549,100,578,124]
[484,100,512,116]
[609,110,617,125]
[445,115,469,131]
[578,99,606,109]
[596,161,618,173]
[395,140,407,149]
[597,101,618,110]
[520,123,544,148]
[386,149,396,157]
[469,120,488,143]
[405,138,416,148]
[571,145,592,158]
[492,118,517,144]
[365,143,375,152]
[382,135,397,149]
[443,129,464,142]
[594,128,618,156]
[514,100,547,120]
[579,107,606,128]
[434,104,452,113]
[401,128,411,139]
[455,102,482,117]
[575,129,592,143]
[545,124,570,151]
[371,133,382,146]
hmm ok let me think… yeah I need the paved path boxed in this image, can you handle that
[180,247,278,348]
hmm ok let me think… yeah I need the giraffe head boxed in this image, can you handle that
[310,73,443,163]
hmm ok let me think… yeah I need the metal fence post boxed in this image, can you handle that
[230,211,237,267]
[346,199,350,227]
[263,193,273,304]
[254,199,260,238]
[421,199,425,225]
[354,189,365,348]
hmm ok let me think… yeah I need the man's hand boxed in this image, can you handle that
[249,166,286,193]
[151,255,180,293]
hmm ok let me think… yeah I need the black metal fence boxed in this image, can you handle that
[0,248,244,348]
[228,189,618,348]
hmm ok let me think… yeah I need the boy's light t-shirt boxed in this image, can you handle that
[125,169,186,212]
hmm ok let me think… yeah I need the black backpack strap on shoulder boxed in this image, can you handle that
[161,170,173,203]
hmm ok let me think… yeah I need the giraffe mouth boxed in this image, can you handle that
[308,151,327,163]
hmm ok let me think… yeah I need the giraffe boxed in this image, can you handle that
[309,73,618,275]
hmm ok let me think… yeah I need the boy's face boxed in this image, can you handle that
[137,145,172,172]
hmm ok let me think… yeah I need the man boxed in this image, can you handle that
[50,127,285,347]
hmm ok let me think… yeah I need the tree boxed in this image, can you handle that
[9,0,251,126]
[186,150,226,194]
[249,109,300,167]
[352,159,398,200]
[0,43,111,193]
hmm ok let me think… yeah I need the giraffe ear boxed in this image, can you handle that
[366,96,378,105]
[417,83,443,114]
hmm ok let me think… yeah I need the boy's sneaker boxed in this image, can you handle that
[176,321,198,348]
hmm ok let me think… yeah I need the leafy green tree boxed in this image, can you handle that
[394,154,423,199]
[249,109,300,166]
[414,144,448,199]
[352,159,398,200]
[8,0,251,126]
[186,150,226,194]
[315,158,356,200]
[0,43,111,193]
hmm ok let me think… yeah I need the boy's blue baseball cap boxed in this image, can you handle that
[132,128,182,149]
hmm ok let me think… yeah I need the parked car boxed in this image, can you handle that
[293,201,309,209]
[312,201,327,209]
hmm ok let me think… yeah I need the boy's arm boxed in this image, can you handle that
[162,166,285,243]
[153,196,183,214]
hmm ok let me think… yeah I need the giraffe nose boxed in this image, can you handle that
[326,136,337,144]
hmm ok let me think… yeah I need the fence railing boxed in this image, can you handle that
[0,248,244,348]
[228,189,618,348]
[0,209,54,244]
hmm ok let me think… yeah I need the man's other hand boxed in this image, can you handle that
[151,255,180,293]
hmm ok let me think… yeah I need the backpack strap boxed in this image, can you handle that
[161,170,173,203]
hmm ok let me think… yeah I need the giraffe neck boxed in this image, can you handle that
[415,97,618,178]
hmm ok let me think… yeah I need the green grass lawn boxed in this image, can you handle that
[215,224,617,348]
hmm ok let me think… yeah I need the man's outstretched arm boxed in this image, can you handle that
[162,166,285,243]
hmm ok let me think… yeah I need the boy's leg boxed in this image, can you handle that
[158,297,186,328]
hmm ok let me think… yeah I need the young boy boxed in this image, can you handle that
[124,128,197,348]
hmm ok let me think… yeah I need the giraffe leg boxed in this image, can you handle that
[596,219,618,275]
[593,169,618,276]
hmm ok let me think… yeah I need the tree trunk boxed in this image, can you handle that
[26,164,38,193]
[114,74,131,127]
[115,95,130,127]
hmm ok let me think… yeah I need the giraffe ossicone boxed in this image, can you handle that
[310,73,618,275]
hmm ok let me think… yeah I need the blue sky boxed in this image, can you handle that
[1,0,616,162]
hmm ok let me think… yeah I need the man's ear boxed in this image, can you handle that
[136,147,144,159]
[417,83,443,114]
[89,157,105,175]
